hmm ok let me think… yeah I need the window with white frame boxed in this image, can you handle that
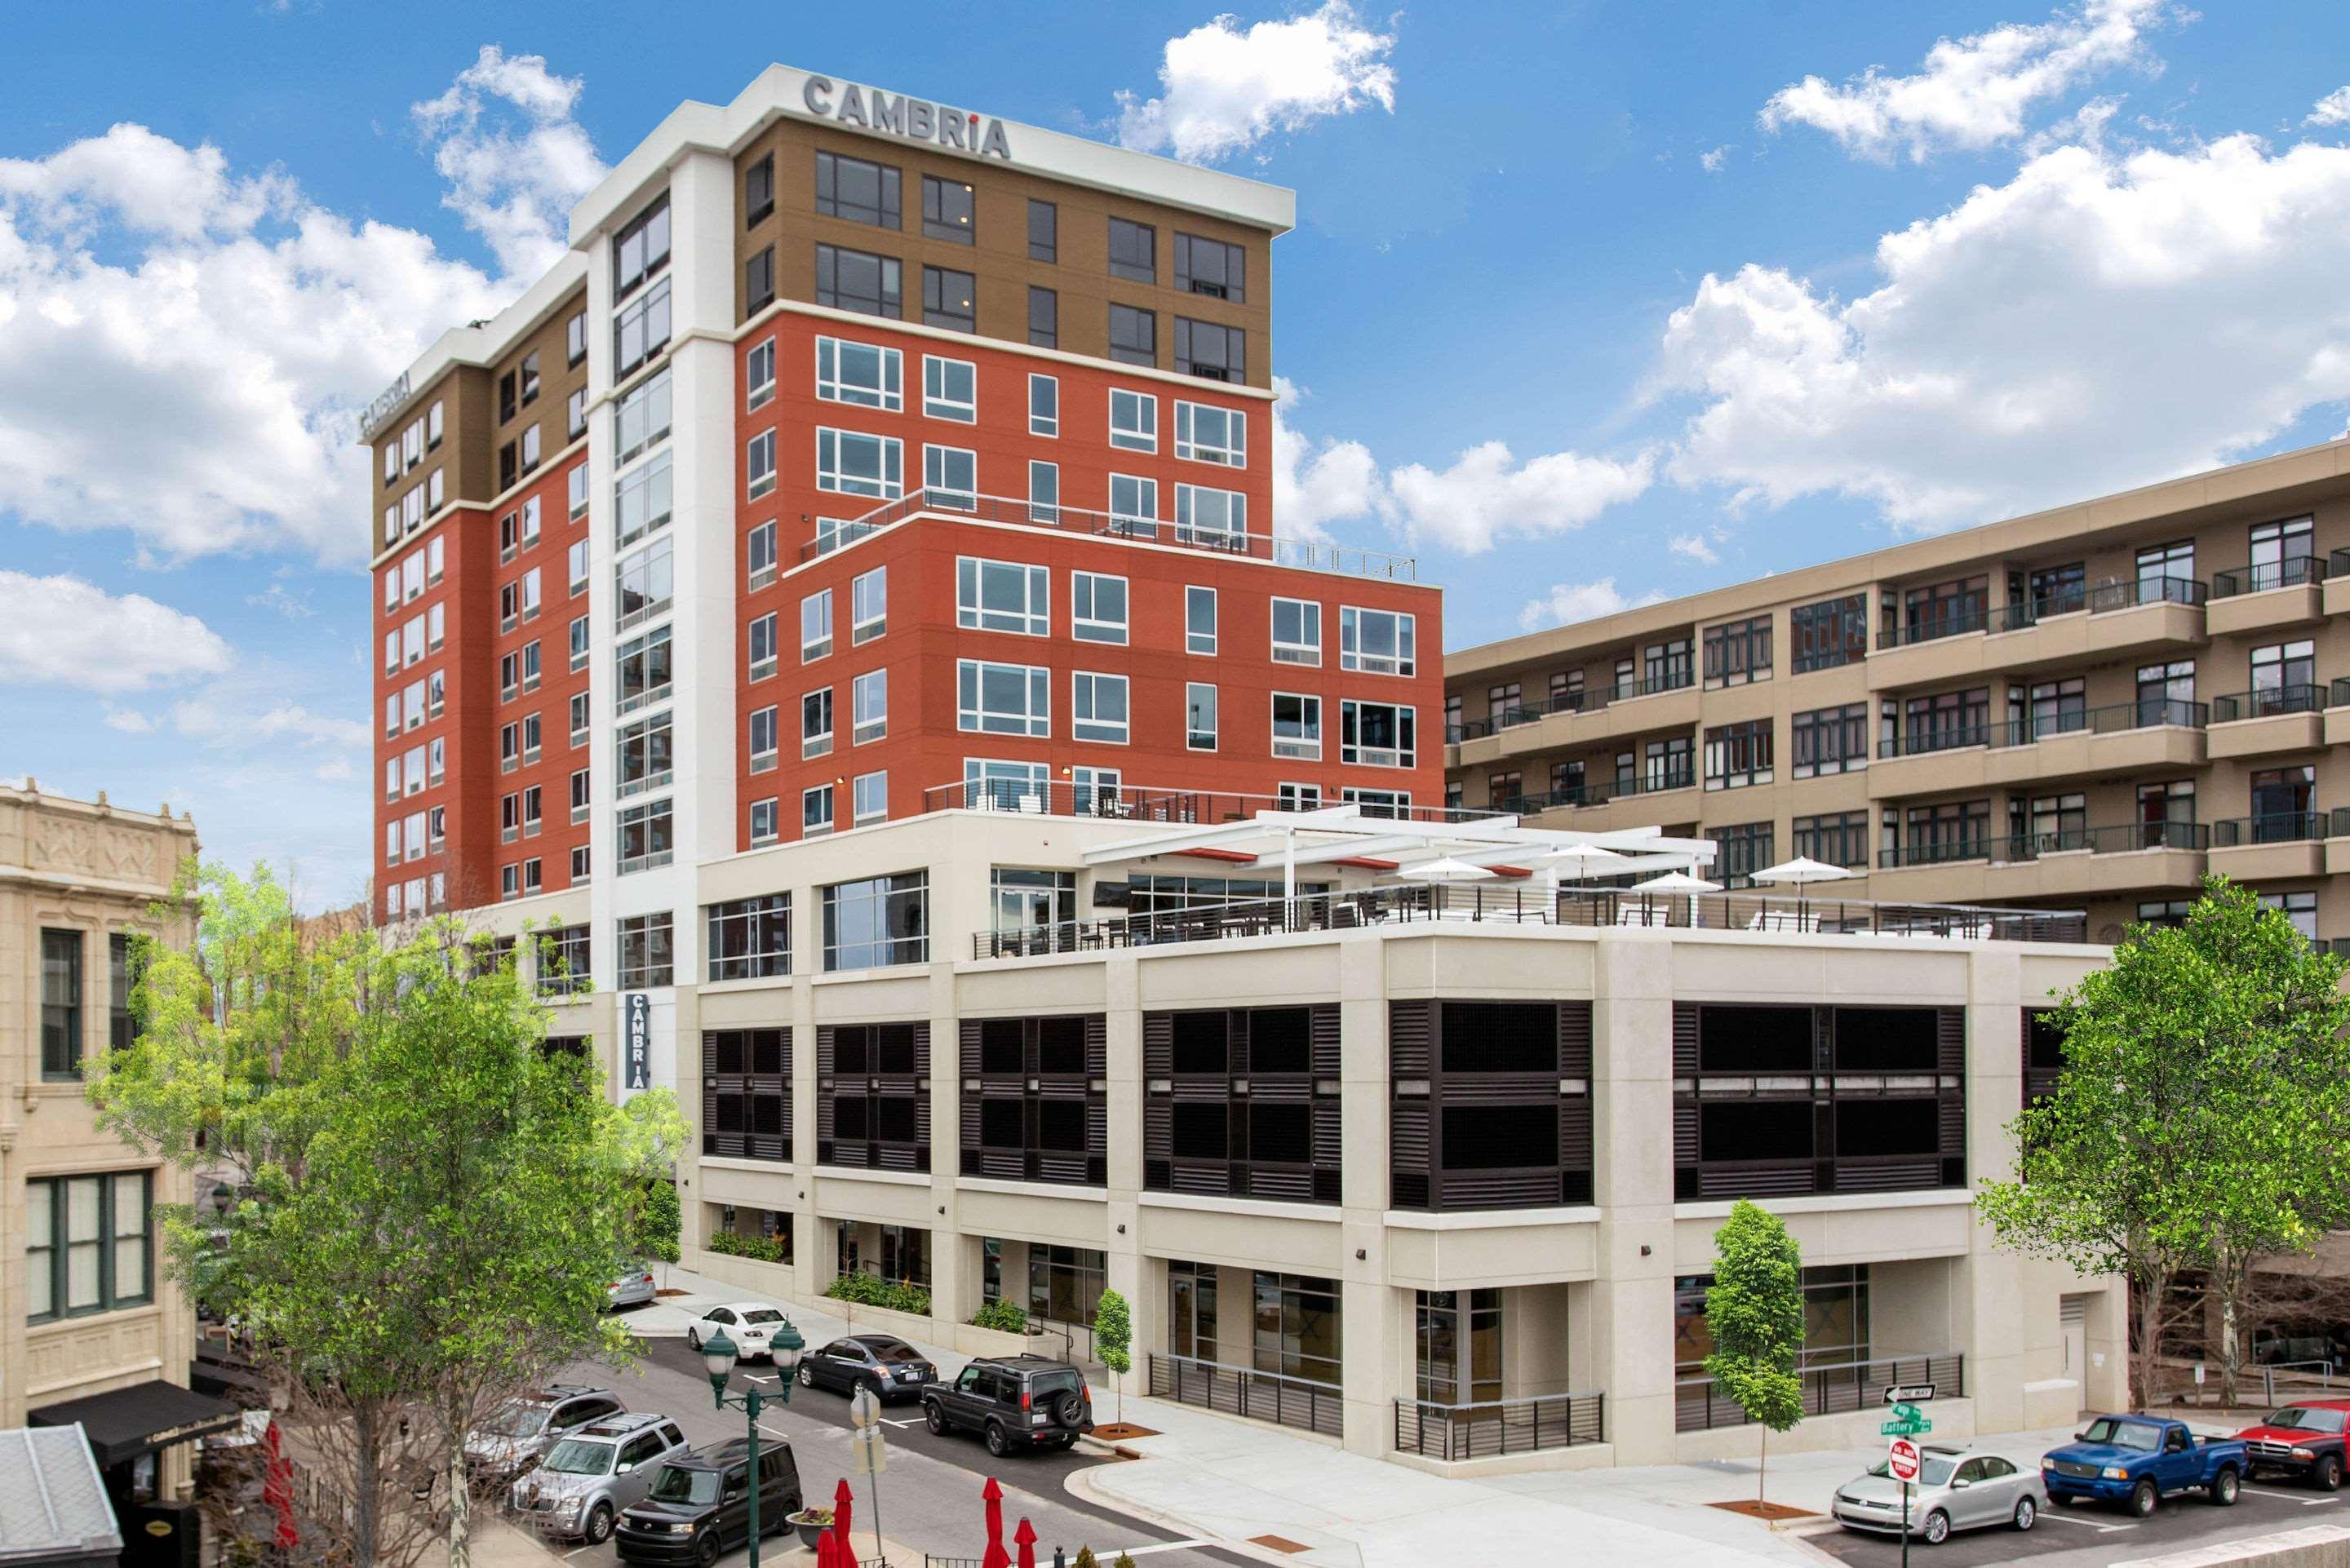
[1341,606,1417,676]
[1028,374,1058,436]
[1186,586,1217,655]
[568,692,589,746]
[1272,693,1322,760]
[402,552,424,600]
[747,521,777,590]
[750,797,780,846]
[958,660,1050,736]
[384,442,398,482]
[1072,572,1128,644]
[923,356,977,422]
[1277,782,1324,812]
[1175,484,1244,544]
[803,784,836,837]
[801,588,832,661]
[1109,388,1157,452]
[428,804,446,847]
[426,535,444,583]
[384,693,399,737]
[427,468,445,511]
[1027,460,1058,524]
[1072,672,1130,743]
[853,668,888,743]
[748,612,779,680]
[1175,401,1247,466]
[1271,598,1322,665]
[567,387,588,439]
[1341,699,1416,767]
[402,618,425,666]
[817,427,903,498]
[569,464,589,519]
[617,799,673,875]
[747,431,776,498]
[1109,474,1157,531]
[404,811,426,862]
[924,445,977,508]
[816,338,903,410]
[568,539,588,596]
[427,670,444,717]
[853,770,888,826]
[570,614,590,671]
[801,688,834,759]
[428,737,445,783]
[747,339,776,410]
[402,681,425,730]
[570,768,591,824]
[427,603,444,649]
[618,713,672,796]
[384,758,399,800]
[1186,683,1217,750]
[384,506,398,545]
[851,566,886,642]
[614,450,673,547]
[617,625,672,713]
[403,419,423,468]
[403,487,423,532]
[956,557,1049,636]
[615,369,672,464]
[616,537,674,627]
[403,745,424,795]
[383,567,398,613]
[384,631,398,673]
[747,706,778,773]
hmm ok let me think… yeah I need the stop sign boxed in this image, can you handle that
[1887,1435,1922,1483]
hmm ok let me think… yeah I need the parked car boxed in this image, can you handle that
[1833,1445,2046,1544]
[920,1353,1093,1457]
[798,1335,937,1402]
[608,1260,658,1311]
[510,1412,691,1544]
[683,1303,791,1361]
[2237,1401,2350,1490]
[2041,1415,2247,1516]
[463,1384,626,1483]
[614,1437,800,1567]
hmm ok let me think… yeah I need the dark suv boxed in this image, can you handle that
[614,1438,799,1566]
[921,1355,1093,1456]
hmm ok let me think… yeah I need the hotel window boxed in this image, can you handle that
[570,614,591,671]
[2138,539,2197,601]
[26,1171,151,1321]
[1340,607,1417,675]
[957,557,1049,636]
[569,464,589,519]
[1791,703,1866,777]
[1712,822,1775,889]
[1108,304,1155,366]
[1271,598,1321,664]
[428,804,446,848]
[402,681,425,730]
[613,277,672,377]
[749,798,780,848]
[517,351,540,406]
[613,194,671,296]
[851,566,886,642]
[801,784,836,838]
[747,339,776,410]
[814,244,902,318]
[1072,672,1130,743]
[1278,782,1324,812]
[2020,792,2087,853]
[816,338,904,410]
[1027,198,1057,262]
[1108,389,1157,452]
[1107,217,1155,282]
[1794,811,1870,870]
[567,386,588,439]
[1186,683,1217,750]
[923,356,977,422]
[923,445,977,508]
[428,736,446,782]
[1027,460,1058,524]
[1176,484,1244,544]
[41,930,82,1079]
[404,617,426,663]
[404,418,423,467]
[1341,700,1416,768]
[959,660,1050,736]
[747,522,777,591]
[747,706,778,773]
[744,153,774,225]
[801,689,836,760]
[853,771,888,826]
[384,442,399,482]
[1174,318,1244,382]
[2250,639,2317,713]
[568,540,588,596]
[616,537,675,627]
[748,612,779,680]
[1790,594,1867,674]
[745,245,776,313]
[1029,374,1058,436]
[1272,693,1322,760]
[853,668,888,743]
[617,913,674,988]
[617,800,673,875]
[816,428,903,498]
[565,310,587,367]
[1109,474,1158,531]
[618,625,673,712]
[402,552,425,601]
[570,846,590,883]
[1175,401,1246,466]
[384,506,398,545]
[1028,286,1057,349]
[921,175,974,242]
[922,267,976,333]
[1704,616,1772,685]
[427,468,445,509]
[570,768,591,825]
[822,871,928,971]
[1072,572,1128,644]
[1903,800,1992,865]
[2248,515,2316,592]
[1174,233,1245,301]
[519,785,543,835]
[1186,586,1217,654]
[404,744,426,795]
[2261,890,2320,941]
[816,150,901,227]
[746,431,776,499]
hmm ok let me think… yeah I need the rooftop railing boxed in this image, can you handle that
[795,488,1419,580]
[2211,556,2328,597]
[922,777,1498,826]
[1394,1391,1605,1460]
[972,883,2088,960]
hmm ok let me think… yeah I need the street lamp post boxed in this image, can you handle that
[699,1317,808,1568]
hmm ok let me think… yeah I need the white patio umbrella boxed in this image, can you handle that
[1393,855,1497,918]
[1748,855,1856,923]
[1628,870,1723,928]
[1532,843,1628,919]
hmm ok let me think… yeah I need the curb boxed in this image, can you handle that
[1058,1450,1304,1568]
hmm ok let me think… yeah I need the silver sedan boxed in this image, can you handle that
[1833,1446,2047,1544]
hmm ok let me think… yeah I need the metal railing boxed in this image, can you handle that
[1457,671,1698,742]
[972,883,2089,959]
[1886,575,2206,648]
[1394,1392,1605,1459]
[1998,821,2210,859]
[1878,724,1990,759]
[1878,838,1992,870]
[1148,1352,1343,1437]
[2210,684,2326,723]
[1677,1353,1964,1432]
[922,777,1497,826]
[2212,812,2329,847]
[2212,556,2329,597]
[1998,697,2209,745]
[795,488,1418,579]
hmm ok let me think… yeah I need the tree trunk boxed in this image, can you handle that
[444,1433,471,1568]
[352,1400,380,1568]
[2220,1290,2241,1410]
[2133,1268,2170,1410]
[1757,1425,1768,1507]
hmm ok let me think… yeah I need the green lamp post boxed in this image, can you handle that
[699,1315,807,1568]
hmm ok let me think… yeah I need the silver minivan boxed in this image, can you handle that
[511,1412,691,1545]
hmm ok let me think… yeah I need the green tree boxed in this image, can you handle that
[1978,878,2350,1407]
[638,1177,683,1287]
[1094,1288,1133,1424]
[1703,1200,1805,1505]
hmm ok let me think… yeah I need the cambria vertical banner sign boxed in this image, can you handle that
[623,992,652,1092]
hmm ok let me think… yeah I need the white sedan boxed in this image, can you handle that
[683,1303,791,1361]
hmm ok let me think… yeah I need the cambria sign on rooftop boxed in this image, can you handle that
[802,75,1014,162]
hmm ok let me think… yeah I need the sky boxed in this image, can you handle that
[10,0,2350,908]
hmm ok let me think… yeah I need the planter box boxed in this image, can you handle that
[694,1249,799,1300]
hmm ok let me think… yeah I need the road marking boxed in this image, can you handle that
[877,1415,920,1428]
[1106,1543,1215,1559]
[2303,1495,2344,1507]
[2037,1510,2135,1532]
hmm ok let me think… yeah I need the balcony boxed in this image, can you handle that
[2209,556,2329,637]
[1869,723,1993,799]
[924,777,1495,826]
[2208,684,2327,760]
[2326,680,2350,746]
[2325,549,2350,618]
[2209,812,2329,880]
[1394,1392,1605,1461]
[798,488,1419,580]
[1677,1353,1965,1433]
[1869,577,2206,690]
[1890,822,2210,903]
[1987,698,2209,788]
[1454,671,1700,767]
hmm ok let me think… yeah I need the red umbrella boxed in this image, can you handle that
[981,1477,1010,1568]
[261,1420,299,1550]
[814,1530,833,1568]
[831,1476,856,1562]
[1014,1517,1037,1568]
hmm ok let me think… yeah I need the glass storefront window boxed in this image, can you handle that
[1676,1265,1871,1374]
[1416,1288,1503,1406]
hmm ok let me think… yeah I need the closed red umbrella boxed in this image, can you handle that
[1014,1517,1037,1568]
[982,1477,1010,1568]
[261,1420,299,1550]
[815,1529,836,1568]
[831,1476,856,1561]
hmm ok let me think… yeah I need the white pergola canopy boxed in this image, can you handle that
[1080,804,1718,898]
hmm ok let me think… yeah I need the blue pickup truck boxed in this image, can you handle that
[2040,1415,2248,1516]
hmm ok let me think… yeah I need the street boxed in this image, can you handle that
[1810,1473,2345,1566]
[521,1328,1251,1568]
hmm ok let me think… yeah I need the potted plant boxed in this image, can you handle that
[785,1507,834,1551]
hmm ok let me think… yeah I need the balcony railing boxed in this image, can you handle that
[1677,1353,1965,1432]
[2212,813,2328,847]
[1878,724,1990,760]
[1147,1353,1342,1437]
[973,884,2088,960]
[2210,684,2326,723]
[1999,821,2210,860]
[1394,1392,1605,1460]
[2212,556,2328,598]
[1878,838,1992,870]
[1887,575,2206,648]
[796,488,1418,580]
[1456,671,1697,742]
[923,777,1496,826]
[1998,697,2208,746]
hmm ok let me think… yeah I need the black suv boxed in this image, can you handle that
[613,1438,799,1566]
[921,1355,1094,1457]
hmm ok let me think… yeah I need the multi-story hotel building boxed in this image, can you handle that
[366,64,2121,1473]
[1443,443,2350,948]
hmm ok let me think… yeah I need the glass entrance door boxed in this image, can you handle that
[1415,1289,1503,1406]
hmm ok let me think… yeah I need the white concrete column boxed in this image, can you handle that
[791,969,822,1299]
[1102,952,1146,1411]
[1955,947,2036,1433]
[927,961,968,1326]
[1337,937,1394,1456]
[1590,933,1678,1463]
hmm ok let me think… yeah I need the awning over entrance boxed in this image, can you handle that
[29,1382,240,1469]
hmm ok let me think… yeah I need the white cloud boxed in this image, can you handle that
[0,48,600,566]
[1270,377,1382,544]
[246,582,314,619]
[1386,442,1656,555]
[104,708,154,733]
[2310,87,2350,127]
[313,757,354,782]
[1652,134,2350,533]
[1759,0,2169,162]
[172,698,366,751]
[1668,532,1721,565]
[410,46,606,278]
[0,571,231,693]
[1700,144,1732,174]
[1518,578,1665,633]
[1115,1,1397,163]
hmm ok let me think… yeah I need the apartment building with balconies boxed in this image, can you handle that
[1444,441,2350,946]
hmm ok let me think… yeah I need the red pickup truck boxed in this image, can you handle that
[2237,1400,2350,1490]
